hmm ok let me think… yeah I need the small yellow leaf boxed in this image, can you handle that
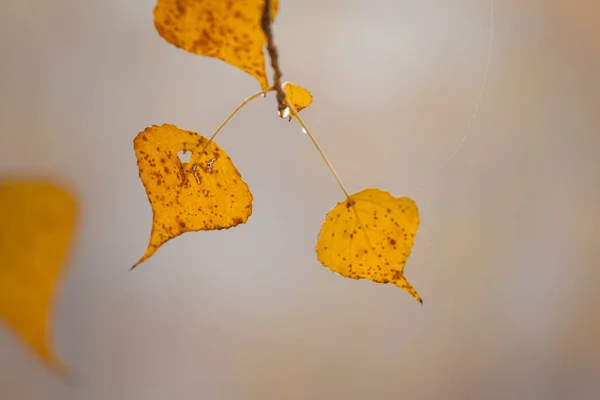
[316,188,422,303]
[282,82,313,120]
[0,180,78,372]
[133,124,253,268]
[153,0,279,90]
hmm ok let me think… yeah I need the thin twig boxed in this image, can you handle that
[261,0,286,113]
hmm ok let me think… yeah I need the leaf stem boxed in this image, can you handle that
[285,99,351,200]
[206,87,274,145]
[190,87,273,166]
[260,0,350,200]
[259,0,350,200]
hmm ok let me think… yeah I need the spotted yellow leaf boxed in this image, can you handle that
[316,188,422,303]
[0,179,78,373]
[133,124,253,268]
[154,0,279,89]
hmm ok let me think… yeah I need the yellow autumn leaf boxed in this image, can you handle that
[316,188,422,303]
[282,81,313,120]
[153,0,279,90]
[133,123,253,268]
[0,180,78,372]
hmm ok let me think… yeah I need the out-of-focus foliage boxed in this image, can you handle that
[0,180,78,372]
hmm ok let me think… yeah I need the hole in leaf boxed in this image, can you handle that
[178,150,192,164]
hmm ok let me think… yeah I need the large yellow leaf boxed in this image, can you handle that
[133,124,253,268]
[154,0,279,89]
[0,180,77,372]
[316,188,422,303]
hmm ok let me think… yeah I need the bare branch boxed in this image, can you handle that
[261,0,286,113]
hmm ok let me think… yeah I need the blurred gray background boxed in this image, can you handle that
[1,0,599,399]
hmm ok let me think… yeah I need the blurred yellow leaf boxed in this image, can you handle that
[0,180,77,372]
[133,124,253,268]
[282,82,313,120]
[154,0,279,89]
[316,188,422,303]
